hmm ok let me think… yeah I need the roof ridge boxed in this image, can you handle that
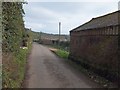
[70,10,119,32]
[92,10,119,20]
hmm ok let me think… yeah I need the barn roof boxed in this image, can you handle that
[71,11,119,32]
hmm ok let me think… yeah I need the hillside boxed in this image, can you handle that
[30,31,70,41]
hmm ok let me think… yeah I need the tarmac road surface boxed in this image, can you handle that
[24,43,101,88]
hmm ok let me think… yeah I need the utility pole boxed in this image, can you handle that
[59,22,61,45]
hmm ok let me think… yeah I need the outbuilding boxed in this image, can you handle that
[69,11,119,82]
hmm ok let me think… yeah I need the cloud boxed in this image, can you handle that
[26,0,119,2]
[23,2,118,34]
[25,22,46,32]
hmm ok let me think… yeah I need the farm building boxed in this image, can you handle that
[69,11,119,82]
[39,33,70,45]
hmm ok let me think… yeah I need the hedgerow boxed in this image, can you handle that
[2,2,32,88]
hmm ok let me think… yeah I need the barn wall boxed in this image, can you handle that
[69,26,118,82]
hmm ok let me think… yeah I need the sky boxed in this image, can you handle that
[23,0,119,35]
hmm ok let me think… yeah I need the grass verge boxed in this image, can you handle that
[55,49,69,59]
[3,44,32,88]
[46,44,69,59]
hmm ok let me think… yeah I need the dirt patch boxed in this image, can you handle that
[48,48,58,52]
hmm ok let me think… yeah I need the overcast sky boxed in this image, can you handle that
[23,0,119,34]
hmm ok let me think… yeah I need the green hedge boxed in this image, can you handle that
[2,2,33,88]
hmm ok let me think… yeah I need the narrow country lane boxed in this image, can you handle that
[24,43,101,88]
